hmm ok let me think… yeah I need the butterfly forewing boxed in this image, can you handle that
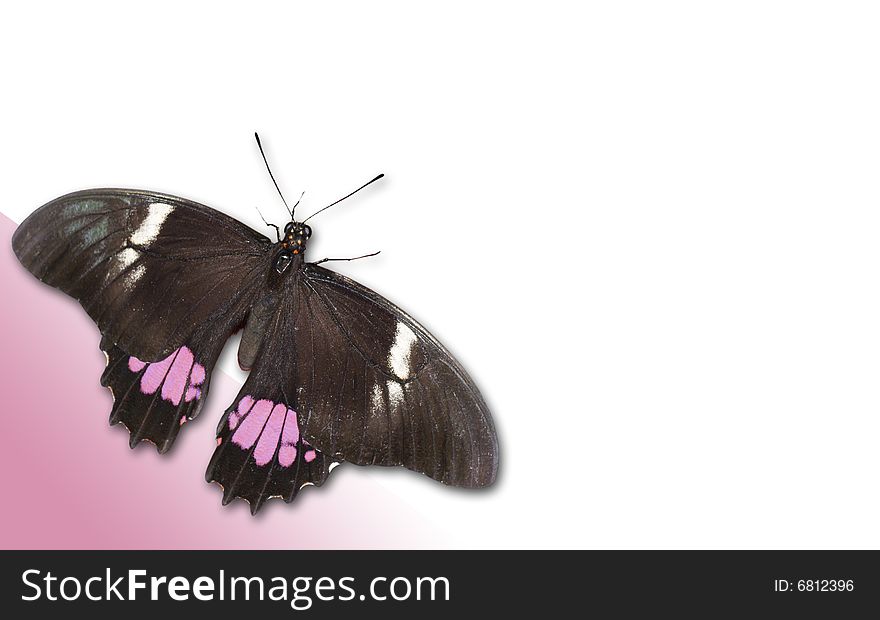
[292,264,498,488]
[12,189,272,361]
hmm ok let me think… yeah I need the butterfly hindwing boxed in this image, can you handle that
[99,307,237,452]
[289,264,498,488]
[101,339,211,452]
[206,391,337,514]
[206,287,341,513]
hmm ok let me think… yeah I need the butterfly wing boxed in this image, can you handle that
[13,189,273,450]
[101,339,211,452]
[291,263,499,488]
[12,188,272,361]
[206,392,338,514]
[99,315,237,452]
[206,292,338,513]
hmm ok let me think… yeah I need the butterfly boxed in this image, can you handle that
[10,135,499,514]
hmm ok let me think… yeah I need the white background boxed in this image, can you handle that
[3,2,880,548]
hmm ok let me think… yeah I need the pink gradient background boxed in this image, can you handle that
[0,214,440,549]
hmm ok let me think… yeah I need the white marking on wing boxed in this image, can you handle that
[117,246,139,269]
[371,382,383,412]
[388,321,417,380]
[109,246,141,286]
[125,263,146,288]
[387,380,404,407]
[130,202,174,246]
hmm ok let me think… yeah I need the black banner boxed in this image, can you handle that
[1,551,877,616]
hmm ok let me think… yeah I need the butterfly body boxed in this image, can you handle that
[12,187,499,513]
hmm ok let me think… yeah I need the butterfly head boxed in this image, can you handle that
[282,221,312,253]
[274,222,312,274]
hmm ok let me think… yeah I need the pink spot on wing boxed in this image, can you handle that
[139,354,173,394]
[278,408,300,467]
[228,395,255,430]
[231,399,273,450]
[279,445,297,466]
[229,400,311,468]
[127,346,207,406]
[190,362,206,385]
[253,404,287,466]
[162,347,194,405]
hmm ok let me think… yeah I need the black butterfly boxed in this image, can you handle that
[11,136,498,513]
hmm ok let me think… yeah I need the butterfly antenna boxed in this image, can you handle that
[254,132,294,219]
[314,251,381,265]
[292,190,305,213]
[255,206,281,241]
[302,174,385,224]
